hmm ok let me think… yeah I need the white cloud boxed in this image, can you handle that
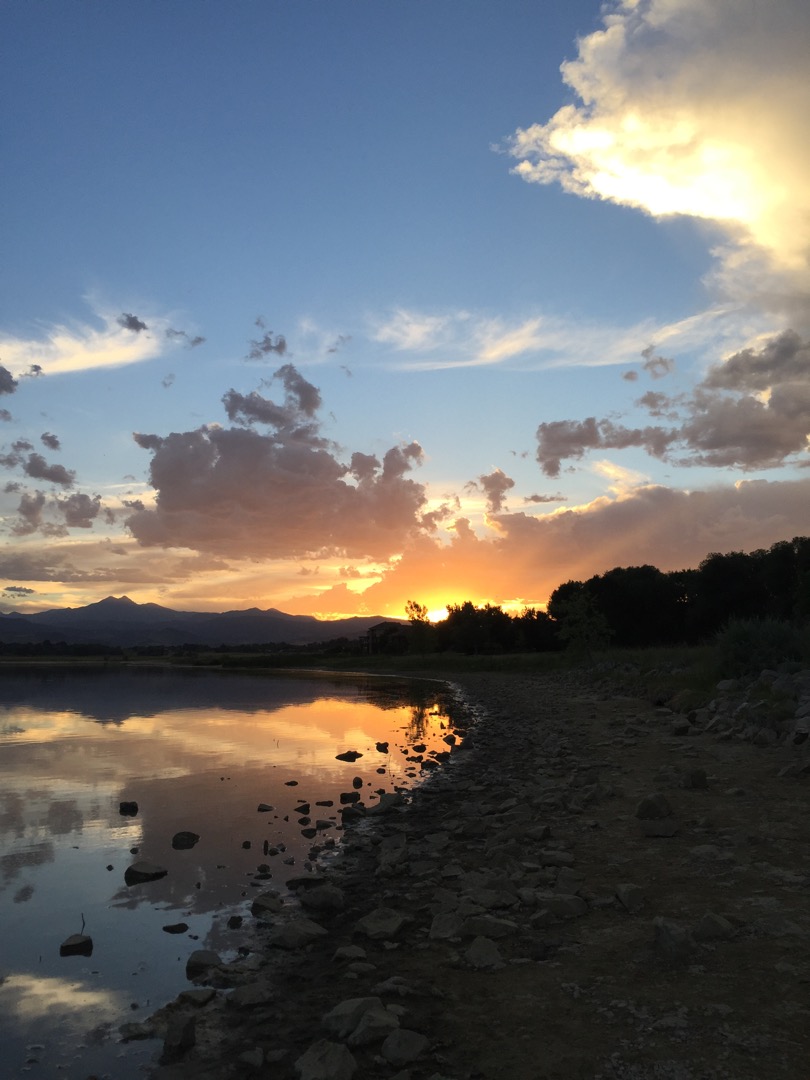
[508,0,810,304]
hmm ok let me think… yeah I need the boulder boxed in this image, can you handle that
[171,831,200,849]
[185,949,222,980]
[294,1039,357,1080]
[354,907,407,940]
[380,1028,430,1067]
[59,933,92,957]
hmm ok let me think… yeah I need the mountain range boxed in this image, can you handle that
[0,596,402,648]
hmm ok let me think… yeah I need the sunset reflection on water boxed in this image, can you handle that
[0,666,459,1078]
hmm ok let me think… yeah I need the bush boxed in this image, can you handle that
[715,618,803,678]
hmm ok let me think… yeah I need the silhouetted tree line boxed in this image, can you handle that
[410,536,810,655]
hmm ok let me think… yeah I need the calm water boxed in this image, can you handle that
[0,665,459,1079]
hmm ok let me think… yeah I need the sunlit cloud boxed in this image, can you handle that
[0,304,187,378]
[507,0,810,306]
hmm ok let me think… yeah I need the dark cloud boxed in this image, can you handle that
[536,418,675,477]
[23,453,75,488]
[622,370,639,382]
[477,468,515,513]
[23,364,43,379]
[641,345,675,379]
[40,432,60,451]
[246,330,287,361]
[117,313,148,333]
[0,366,18,395]
[165,328,205,348]
[127,365,428,560]
[12,440,34,453]
[327,334,352,355]
[162,374,176,389]
[3,586,35,596]
[57,493,101,528]
[536,330,810,475]
[0,410,12,422]
[11,491,46,536]
[525,492,567,504]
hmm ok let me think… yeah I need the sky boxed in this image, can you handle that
[2,0,810,621]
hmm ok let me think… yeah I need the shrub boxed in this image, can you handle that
[715,618,803,678]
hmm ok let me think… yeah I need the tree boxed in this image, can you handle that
[405,600,433,654]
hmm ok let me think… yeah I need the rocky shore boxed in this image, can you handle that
[139,665,810,1080]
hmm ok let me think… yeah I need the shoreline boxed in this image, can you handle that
[140,666,810,1080]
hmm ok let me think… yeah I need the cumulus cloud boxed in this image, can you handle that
[246,330,287,361]
[506,0,810,305]
[40,432,60,450]
[538,329,810,474]
[477,468,515,513]
[10,491,47,536]
[4,585,35,596]
[525,492,567,504]
[0,366,18,395]
[165,328,205,347]
[57,493,101,528]
[22,453,75,488]
[127,364,430,560]
[641,345,675,379]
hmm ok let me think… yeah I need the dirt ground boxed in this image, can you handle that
[150,665,810,1080]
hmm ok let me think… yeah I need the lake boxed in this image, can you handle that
[0,665,460,1078]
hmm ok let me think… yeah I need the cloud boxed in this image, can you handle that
[22,453,75,488]
[246,330,287,361]
[127,364,430,560]
[57,493,101,529]
[40,432,60,451]
[525,493,567,504]
[165,328,205,348]
[3,586,35,596]
[0,366,18,395]
[477,468,515,513]
[0,308,173,376]
[538,328,810,474]
[341,475,810,615]
[506,0,810,304]
[641,345,675,379]
[162,373,176,389]
[10,491,47,536]
[117,313,148,333]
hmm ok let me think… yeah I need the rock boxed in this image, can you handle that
[178,987,217,1007]
[465,935,505,969]
[185,949,222,980]
[120,1021,155,1041]
[365,792,404,815]
[269,918,329,950]
[125,860,168,885]
[251,890,283,918]
[238,1047,265,1068]
[161,1013,196,1062]
[537,892,588,918]
[354,907,407,940]
[639,817,678,837]
[694,912,736,941]
[171,831,200,849]
[295,1039,357,1080]
[336,750,363,762]
[348,1004,400,1046]
[119,800,138,816]
[682,768,708,789]
[162,922,189,935]
[636,792,673,819]
[257,803,274,812]
[380,1028,430,1067]
[299,883,346,913]
[538,850,575,867]
[375,741,389,753]
[323,996,384,1039]
[615,884,645,913]
[429,912,464,940]
[227,980,276,1008]
[653,917,694,959]
[59,933,92,957]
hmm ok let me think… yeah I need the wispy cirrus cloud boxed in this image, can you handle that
[0,304,200,377]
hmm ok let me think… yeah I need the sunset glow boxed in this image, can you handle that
[2,0,809,621]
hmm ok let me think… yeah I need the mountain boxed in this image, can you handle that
[0,596,402,648]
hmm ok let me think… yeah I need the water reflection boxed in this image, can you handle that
[0,666,459,1078]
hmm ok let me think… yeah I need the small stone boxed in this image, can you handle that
[348,1005,400,1046]
[269,918,329,950]
[336,750,363,762]
[59,933,93,957]
[636,793,673,819]
[615,883,645,913]
[694,912,735,941]
[653,917,694,959]
[172,831,200,850]
[251,890,283,918]
[119,800,138,816]
[162,922,189,935]
[257,803,274,812]
[354,907,407,940]
[125,860,168,885]
[639,817,678,837]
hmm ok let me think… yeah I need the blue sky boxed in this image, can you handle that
[2,0,809,618]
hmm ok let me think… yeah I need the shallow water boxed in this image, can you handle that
[0,665,457,1078]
